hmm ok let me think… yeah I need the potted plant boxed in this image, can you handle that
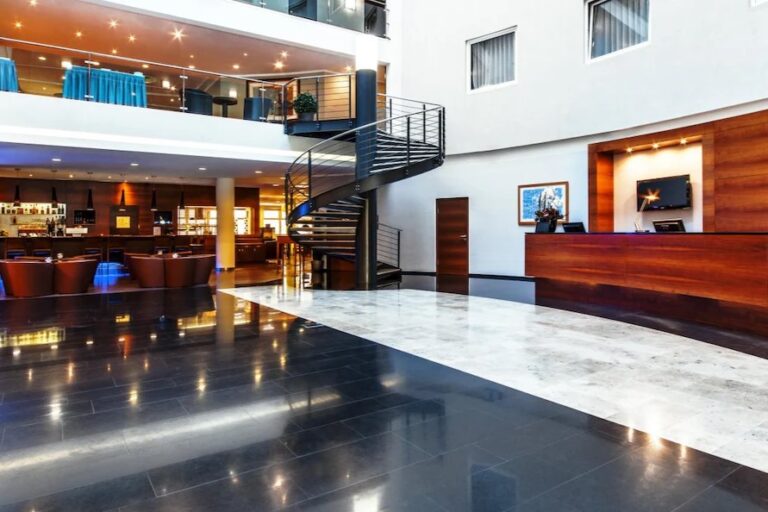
[293,92,318,122]
[535,207,563,233]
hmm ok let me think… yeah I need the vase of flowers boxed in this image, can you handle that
[535,207,563,233]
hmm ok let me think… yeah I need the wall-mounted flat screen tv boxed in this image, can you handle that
[154,211,173,225]
[636,174,691,211]
[73,210,96,225]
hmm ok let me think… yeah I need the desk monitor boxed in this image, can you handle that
[653,219,686,233]
[563,222,586,233]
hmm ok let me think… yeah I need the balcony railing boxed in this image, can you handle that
[233,0,387,37]
[0,37,285,124]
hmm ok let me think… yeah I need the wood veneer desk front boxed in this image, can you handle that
[525,233,768,308]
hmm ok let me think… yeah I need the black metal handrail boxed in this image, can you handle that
[377,223,401,268]
[284,99,445,224]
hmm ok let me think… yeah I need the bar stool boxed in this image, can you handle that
[5,249,26,260]
[32,249,52,258]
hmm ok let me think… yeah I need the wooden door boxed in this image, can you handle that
[436,198,469,294]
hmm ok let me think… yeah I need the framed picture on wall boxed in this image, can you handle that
[518,181,569,225]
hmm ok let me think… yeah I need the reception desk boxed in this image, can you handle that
[525,233,768,337]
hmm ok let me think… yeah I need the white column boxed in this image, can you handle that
[216,177,236,270]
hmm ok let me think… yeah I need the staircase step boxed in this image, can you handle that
[377,267,401,277]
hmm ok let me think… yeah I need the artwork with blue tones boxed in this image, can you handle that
[517,181,569,225]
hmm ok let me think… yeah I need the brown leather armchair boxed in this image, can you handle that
[191,255,216,285]
[54,259,98,294]
[0,260,54,297]
[164,257,196,288]
[132,256,165,288]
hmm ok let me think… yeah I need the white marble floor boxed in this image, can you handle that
[222,286,768,473]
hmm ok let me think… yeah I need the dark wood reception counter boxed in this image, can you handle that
[526,233,768,338]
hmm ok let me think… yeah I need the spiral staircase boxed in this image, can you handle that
[285,94,445,288]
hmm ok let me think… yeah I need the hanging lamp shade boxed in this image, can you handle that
[178,190,185,210]
[51,186,58,208]
[150,189,158,211]
[119,189,126,211]
[86,189,94,211]
[12,185,21,207]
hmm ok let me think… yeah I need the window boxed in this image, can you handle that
[262,207,286,235]
[588,0,649,60]
[468,28,516,91]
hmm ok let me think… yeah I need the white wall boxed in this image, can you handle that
[393,0,768,155]
[613,143,702,233]
[0,92,316,164]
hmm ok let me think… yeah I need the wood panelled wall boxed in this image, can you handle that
[588,109,768,232]
[0,179,259,235]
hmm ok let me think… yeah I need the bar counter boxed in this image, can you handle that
[0,235,276,264]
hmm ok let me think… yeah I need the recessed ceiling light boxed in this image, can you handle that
[345,65,352,72]
[38,55,46,61]
[272,183,280,187]
[61,59,72,69]
[198,167,207,171]
[254,170,263,174]
[51,157,61,162]
[626,148,633,154]
[243,52,248,57]
[171,28,185,41]
[111,49,118,55]
[274,61,284,70]
[109,19,118,29]
[28,173,33,177]
[188,64,195,69]
[680,138,688,145]
[144,176,149,180]
[128,35,136,43]
[189,54,195,59]
[75,30,83,38]
[130,162,139,167]
[29,0,37,6]
[142,64,149,69]
[652,143,660,150]
[281,51,288,59]
[232,64,240,70]
[69,174,74,179]
[108,175,112,179]
[14,21,22,29]
[161,79,171,89]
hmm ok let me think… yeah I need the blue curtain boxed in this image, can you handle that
[0,58,19,93]
[63,66,147,107]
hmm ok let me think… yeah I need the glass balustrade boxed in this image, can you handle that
[0,39,285,123]
[232,0,387,37]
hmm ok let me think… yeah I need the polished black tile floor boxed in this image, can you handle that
[0,288,766,512]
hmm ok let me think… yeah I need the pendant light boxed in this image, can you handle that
[86,188,94,211]
[118,188,127,211]
[12,168,21,207]
[51,186,59,208]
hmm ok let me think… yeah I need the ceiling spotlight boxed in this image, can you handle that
[111,49,118,55]
[232,64,240,70]
[161,79,171,89]
[345,65,352,72]
[626,148,633,154]
[243,52,249,57]
[274,61,284,70]
[128,35,136,43]
[171,28,185,41]
[189,54,195,59]
[51,157,61,162]
[144,176,149,180]
[38,55,47,61]
[28,173,33,177]
[68,173,74,179]
[75,30,83,38]
[14,21,22,29]
[188,64,195,69]
[29,0,37,5]
[61,59,72,69]
[130,162,139,167]
[109,19,118,29]
[198,167,207,171]
[652,143,660,150]
[108,175,112,179]
[254,170,263,174]
[680,138,688,145]
[142,64,149,69]
[281,51,288,59]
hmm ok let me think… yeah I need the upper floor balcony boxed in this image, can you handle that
[231,0,387,38]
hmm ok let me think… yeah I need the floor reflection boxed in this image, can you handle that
[0,288,765,512]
